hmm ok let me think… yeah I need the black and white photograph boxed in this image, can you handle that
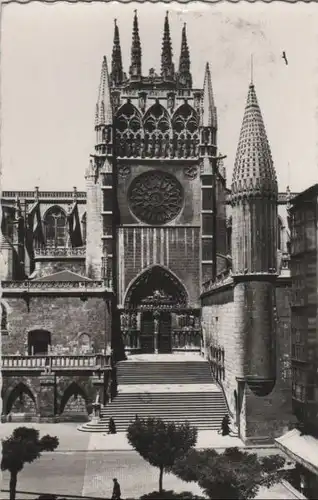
[1,1,318,499]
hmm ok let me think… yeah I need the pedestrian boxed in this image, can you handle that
[112,477,121,500]
[221,414,231,436]
[108,416,117,434]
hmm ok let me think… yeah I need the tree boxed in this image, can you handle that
[172,447,286,499]
[1,427,59,500]
[127,417,198,493]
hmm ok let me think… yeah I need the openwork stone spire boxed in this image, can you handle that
[129,10,142,80]
[202,63,217,128]
[231,83,277,198]
[161,11,174,81]
[178,23,192,88]
[95,56,112,127]
[111,19,124,86]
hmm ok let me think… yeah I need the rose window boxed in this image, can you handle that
[128,171,183,225]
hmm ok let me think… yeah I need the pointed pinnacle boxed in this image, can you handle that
[202,62,217,128]
[111,18,123,85]
[161,11,174,79]
[130,9,142,77]
[95,56,112,127]
[232,82,277,195]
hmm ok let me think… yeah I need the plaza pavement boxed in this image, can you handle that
[0,422,304,500]
[0,421,249,452]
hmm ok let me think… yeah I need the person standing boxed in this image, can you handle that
[112,478,121,500]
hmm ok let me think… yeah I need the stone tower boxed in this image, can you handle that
[231,81,278,442]
[96,11,227,354]
[85,56,114,280]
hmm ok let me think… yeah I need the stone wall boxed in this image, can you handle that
[1,372,107,422]
[118,226,200,308]
[201,278,293,443]
[2,295,109,355]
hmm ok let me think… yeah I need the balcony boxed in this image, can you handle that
[34,246,86,258]
[1,353,111,371]
[1,278,113,293]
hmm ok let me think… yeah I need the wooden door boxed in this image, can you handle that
[140,311,154,353]
[159,312,172,353]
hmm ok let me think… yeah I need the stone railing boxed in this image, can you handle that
[1,279,113,291]
[1,190,86,200]
[1,353,111,371]
[34,246,86,257]
[171,329,202,350]
[201,271,233,294]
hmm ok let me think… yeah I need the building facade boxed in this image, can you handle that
[276,185,318,499]
[1,11,293,442]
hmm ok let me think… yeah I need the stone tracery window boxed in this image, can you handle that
[128,170,183,225]
[172,103,199,158]
[115,102,143,157]
[143,102,171,158]
[44,206,67,248]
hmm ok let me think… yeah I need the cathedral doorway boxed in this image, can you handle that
[123,266,188,354]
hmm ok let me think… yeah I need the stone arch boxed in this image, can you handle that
[115,101,143,135]
[124,265,188,309]
[1,302,8,331]
[28,329,51,355]
[59,382,89,417]
[172,103,199,158]
[143,102,171,158]
[5,382,37,416]
[76,332,92,353]
[43,205,67,248]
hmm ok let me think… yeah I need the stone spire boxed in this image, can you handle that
[161,11,174,81]
[129,10,142,80]
[111,19,124,86]
[177,23,192,88]
[95,56,112,127]
[202,62,217,129]
[231,83,277,198]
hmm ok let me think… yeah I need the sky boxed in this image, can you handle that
[1,1,318,192]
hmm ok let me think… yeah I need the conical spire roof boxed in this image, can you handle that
[95,56,112,127]
[111,19,124,85]
[178,23,192,88]
[129,10,142,79]
[232,83,277,196]
[161,11,174,80]
[202,62,217,128]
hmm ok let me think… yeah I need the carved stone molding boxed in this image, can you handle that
[118,165,131,178]
[184,165,198,180]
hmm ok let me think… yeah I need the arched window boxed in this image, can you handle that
[44,206,67,248]
[28,330,51,355]
[1,303,7,331]
[115,102,143,158]
[81,213,87,245]
[172,103,199,158]
[77,333,91,353]
[143,102,171,158]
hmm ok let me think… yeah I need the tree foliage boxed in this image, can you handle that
[140,490,206,499]
[1,427,59,500]
[172,447,286,500]
[127,417,198,493]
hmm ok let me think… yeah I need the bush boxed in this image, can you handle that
[140,491,206,499]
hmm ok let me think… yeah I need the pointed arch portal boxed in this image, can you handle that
[123,266,192,354]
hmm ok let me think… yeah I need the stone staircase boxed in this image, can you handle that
[78,356,228,433]
[116,360,214,385]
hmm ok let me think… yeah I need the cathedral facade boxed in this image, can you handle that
[1,11,293,443]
